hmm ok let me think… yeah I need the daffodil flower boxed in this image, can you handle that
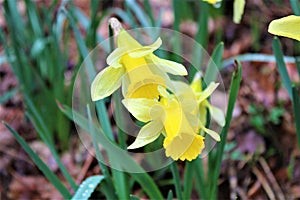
[268,15,300,41]
[190,73,225,131]
[122,82,222,161]
[91,26,187,101]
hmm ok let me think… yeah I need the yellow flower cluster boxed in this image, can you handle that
[91,20,225,161]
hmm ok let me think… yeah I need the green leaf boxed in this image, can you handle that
[292,86,300,149]
[272,37,293,99]
[290,0,300,16]
[0,88,18,104]
[72,175,104,200]
[125,0,151,27]
[183,162,194,199]
[3,122,71,199]
[210,60,242,199]
[170,162,182,200]
[167,190,173,200]
[204,42,224,83]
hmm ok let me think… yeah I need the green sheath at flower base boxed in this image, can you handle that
[91,21,187,101]
[268,15,300,41]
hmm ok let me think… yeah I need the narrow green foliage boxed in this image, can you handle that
[4,122,71,199]
[72,175,104,200]
[290,0,300,15]
[204,42,224,83]
[183,162,194,199]
[170,162,182,200]
[210,61,242,199]
[292,86,300,148]
[272,37,293,98]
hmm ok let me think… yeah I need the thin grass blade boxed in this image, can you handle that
[3,122,71,199]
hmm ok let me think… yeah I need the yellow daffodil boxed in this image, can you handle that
[91,25,187,101]
[268,15,300,41]
[122,81,222,161]
[190,73,225,131]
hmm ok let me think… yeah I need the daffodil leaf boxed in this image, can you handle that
[151,55,188,76]
[128,38,162,58]
[198,82,219,103]
[209,105,225,127]
[91,66,125,101]
[122,98,159,122]
[128,120,163,149]
[268,15,300,41]
[233,0,245,24]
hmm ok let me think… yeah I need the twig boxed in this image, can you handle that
[258,158,285,200]
[76,150,95,184]
[252,166,276,200]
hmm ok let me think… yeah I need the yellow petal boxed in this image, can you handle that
[190,72,203,93]
[117,29,142,49]
[164,133,205,161]
[233,0,245,24]
[91,66,125,101]
[151,54,188,76]
[268,15,300,41]
[127,120,163,149]
[199,120,221,141]
[128,38,162,58]
[106,47,126,68]
[198,82,219,103]
[208,105,225,127]
[122,98,160,122]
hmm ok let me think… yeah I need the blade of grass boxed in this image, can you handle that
[64,7,114,141]
[183,161,194,199]
[71,175,104,200]
[167,190,173,200]
[86,104,117,199]
[272,37,293,98]
[3,122,71,199]
[292,86,300,149]
[125,0,151,27]
[190,1,209,81]
[210,60,242,199]
[143,0,155,26]
[24,95,77,191]
[0,88,18,104]
[170,162,182,200]
[204,42,224,83]
[194,158,207,199]
[290,0,300,15]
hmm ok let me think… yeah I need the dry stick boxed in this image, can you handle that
[76,150,95,184]
[258,158,285,200]
[252,166,276,200]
